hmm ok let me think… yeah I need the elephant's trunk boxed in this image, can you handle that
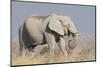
[68,32,80,54]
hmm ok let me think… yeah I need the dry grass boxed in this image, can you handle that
[12,35,96,66]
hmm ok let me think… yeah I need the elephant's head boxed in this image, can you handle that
[49,14,80,42]
[47,14,79,36]
[57,15,79,36]
[43,13,79,37]
[47,14,68,36]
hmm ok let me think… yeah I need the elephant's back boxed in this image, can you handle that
[24,16,44,45]
[25,16,43,30]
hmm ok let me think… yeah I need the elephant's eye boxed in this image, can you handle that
[63,24,66,27]
[59,19,63,23]
[59,19,66,27]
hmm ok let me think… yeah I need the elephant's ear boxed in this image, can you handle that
[48,15,64,35]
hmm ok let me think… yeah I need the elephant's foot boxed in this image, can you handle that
[19,49,30,57]
[47,57,56,63]
[18,52,26,57]
[18,51,22,56]
[64,52,68,58]
[46,54,55,63]
[18,49,26,56]
[68,48,73,55]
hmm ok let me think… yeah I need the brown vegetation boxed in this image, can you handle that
[12,35,95,66]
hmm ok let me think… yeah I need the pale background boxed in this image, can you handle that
[12,1,95,40]
[0,0,100,67]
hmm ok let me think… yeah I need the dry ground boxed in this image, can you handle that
[12,35,96,66]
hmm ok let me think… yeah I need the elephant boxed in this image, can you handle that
[19,13,79,58]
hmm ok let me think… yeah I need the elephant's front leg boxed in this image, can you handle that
[58,37,68,58]
[45,32,56,59]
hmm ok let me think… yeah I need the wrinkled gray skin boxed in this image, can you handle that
[19,14,79,58]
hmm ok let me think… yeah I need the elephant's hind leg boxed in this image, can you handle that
[28,45,37,52]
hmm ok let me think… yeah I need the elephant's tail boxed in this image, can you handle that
[19,23,25,55]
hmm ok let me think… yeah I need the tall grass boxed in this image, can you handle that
[12,35,95,65]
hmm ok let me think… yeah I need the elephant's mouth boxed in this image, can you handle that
[64,33,67,36]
